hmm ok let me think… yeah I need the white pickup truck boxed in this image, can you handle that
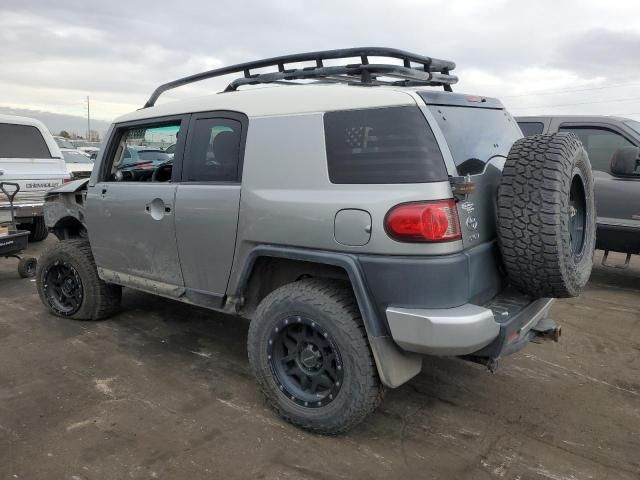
[0,114,68,241]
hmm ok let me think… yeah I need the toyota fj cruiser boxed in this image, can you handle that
[37,48,596,434]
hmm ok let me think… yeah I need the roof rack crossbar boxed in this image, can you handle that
[143,47,457,108]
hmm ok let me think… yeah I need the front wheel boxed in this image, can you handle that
[36,239,121,320]
[248,278,384,434]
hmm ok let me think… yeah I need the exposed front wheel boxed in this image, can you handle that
[36,239,122,320]
[248,278,384,434]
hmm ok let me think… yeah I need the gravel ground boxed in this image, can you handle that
[1,238,638,480]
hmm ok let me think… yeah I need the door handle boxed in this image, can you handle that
[145,198,172,220]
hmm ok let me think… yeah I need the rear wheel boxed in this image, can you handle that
[36,239,121,320]
[23,216,49,242]
[248,278,384,434]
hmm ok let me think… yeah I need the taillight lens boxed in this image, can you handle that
[385,199,461,242]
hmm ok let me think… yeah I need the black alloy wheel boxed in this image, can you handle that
[43,261,84,315]
[568,174,587,259]
[268,316,344,408]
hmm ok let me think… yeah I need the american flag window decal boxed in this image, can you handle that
[324,106,447,184]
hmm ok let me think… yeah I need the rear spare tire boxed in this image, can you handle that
[497,132,595,298]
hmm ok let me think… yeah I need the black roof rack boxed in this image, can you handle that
[143,47,457,108]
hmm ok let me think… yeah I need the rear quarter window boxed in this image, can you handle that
[0,123,52,159]
[323,106,447,184]
[518,121,544,136]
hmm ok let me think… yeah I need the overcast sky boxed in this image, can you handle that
[2,0,640,124]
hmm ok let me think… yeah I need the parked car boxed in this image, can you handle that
[0,114,68,241]
[61,149,94,179]
[70,140,101,158]
[517,115,640,262]
[38,48,595,433]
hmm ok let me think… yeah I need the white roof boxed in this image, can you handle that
[0,113,51,130]
[115,84,418,123]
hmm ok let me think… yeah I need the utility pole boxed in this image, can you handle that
[86,96,91,141]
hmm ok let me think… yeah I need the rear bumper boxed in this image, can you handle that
[386,291,554,357]
[0,202,43,221]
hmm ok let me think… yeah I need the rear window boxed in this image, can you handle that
[0,123,52,159]
[518,121,544,136]
[323,106,447,184]
[427,106,522,175]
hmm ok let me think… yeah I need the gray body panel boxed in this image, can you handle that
[85,182,184,288]
[174,184,241,296]
[517,115,640,252]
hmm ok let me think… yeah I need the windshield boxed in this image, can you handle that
[55,137,76,149]
[427,106,523,175]
[63,150,93,163]
[624,120,640,136]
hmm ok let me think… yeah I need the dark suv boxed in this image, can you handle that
[517,116,640,263]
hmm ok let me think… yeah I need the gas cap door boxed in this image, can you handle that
[334,209,372,246]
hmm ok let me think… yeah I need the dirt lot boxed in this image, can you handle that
[1,238,638,480]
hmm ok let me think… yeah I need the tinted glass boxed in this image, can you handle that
[428,106,522,175]
[184,118,242,182]
[559,126,634,172]
[324,106,446,184]
[518,121,544,136]
[0,123,52,159]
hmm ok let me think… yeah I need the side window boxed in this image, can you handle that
[107,123,179,182]
[0,123,52,159]
[183,118,242,182]
[324,106,447,184]
[559,126,634,172]
[518,122,544,136]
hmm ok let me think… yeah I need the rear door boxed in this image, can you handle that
[419,93,524,248]
[85,116,187,294]
[173,111,247,306]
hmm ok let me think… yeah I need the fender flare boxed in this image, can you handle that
[233,245,423,388]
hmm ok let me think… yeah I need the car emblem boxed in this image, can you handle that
[460,201,475,213]
[465,216,478,230]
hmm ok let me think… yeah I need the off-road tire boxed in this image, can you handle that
[17,256,37,278]
[497,132,595,298]
[24,216,49,242]
[248,278,384,434]
[36,239,121,320]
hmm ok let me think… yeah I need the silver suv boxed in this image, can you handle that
[37,48,596,433]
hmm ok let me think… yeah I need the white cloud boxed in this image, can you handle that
[1,0,640,123]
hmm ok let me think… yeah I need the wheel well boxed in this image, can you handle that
[239,257,350,316]
[52,216,87,240]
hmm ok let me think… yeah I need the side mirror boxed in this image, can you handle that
[610,146,640,176]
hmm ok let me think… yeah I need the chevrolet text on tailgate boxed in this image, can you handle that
[37,48,596,434]
[0,114,67,241]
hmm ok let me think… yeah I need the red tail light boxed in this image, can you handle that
[385,199,461,242]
